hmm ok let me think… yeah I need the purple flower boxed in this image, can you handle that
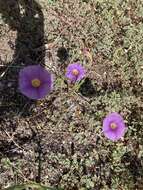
[19,65,53,100]
[65,62,85,82]
[103,112,126,141]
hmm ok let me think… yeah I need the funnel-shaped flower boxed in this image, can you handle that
[19,65,53,100]
[65,62,85,82]
[103,112,126,141]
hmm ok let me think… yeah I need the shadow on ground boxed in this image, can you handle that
[0,0,45,183]
[0,0,45,118]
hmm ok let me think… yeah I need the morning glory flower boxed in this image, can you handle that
[103,112,126,141]
[19,65,53,100]
[65,62,85,82]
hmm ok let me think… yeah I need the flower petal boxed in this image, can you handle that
[20,85,39,99]
[103,112,126,141]
[65,62,85,82]
[19,65,53,99]
[104,130,118,141]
